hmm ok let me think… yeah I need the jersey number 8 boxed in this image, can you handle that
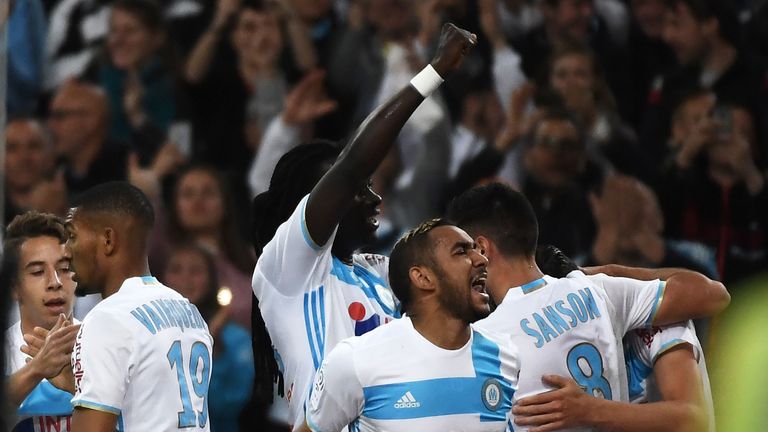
[566,342,612,399]
[168,340,211,428]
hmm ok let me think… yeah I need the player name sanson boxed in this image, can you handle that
[520,287,602,348]
[130,299,207,335]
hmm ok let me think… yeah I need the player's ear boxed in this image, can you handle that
[103,227,117,256]
[476,236,491,258]
[409,265,436,293]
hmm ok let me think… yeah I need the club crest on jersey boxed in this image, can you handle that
[482,378,502,411]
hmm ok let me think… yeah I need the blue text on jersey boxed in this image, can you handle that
[130,299,206,335]
[519,287,602,348]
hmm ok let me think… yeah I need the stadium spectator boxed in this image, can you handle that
[184,0,288,198]
[449,107,603,260]
[3,118,57,221]
[625,0,676,126]
[643,0,768,166]
[83,0,177,150]
[512,0,633,119]
[150,165,255,329]
[47,81,129,200]
[546,40,652,181]
[6,0,46,116]
[162,243,254,432]
[658,95,767,284]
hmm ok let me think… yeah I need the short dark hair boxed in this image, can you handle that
[72,181,155,231]
[446,183,539,258]
[665,0,741,46]
[388,218,451,311]
[527,106,587,149]
[2,211,68,287]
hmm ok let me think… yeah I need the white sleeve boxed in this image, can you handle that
[253,194,337,298]
[247,116,301,197]
[305,341,363,432]
[492,46,526,113]
[645,321,700,365]
[587,274,665,335]
[70,311,134,415]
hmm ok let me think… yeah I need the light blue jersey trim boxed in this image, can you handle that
[361,331,513,422]
[306,414,327,432]
[18,380,73,417]
[330,258,401,318]
[625,345,653,400]
[645,281,666,327]
[117,414,125,432]
[652,339,690,364]
[140,276,158,284]
[300,197,324,251]
[72,400,121,416]
[303,286,327,370]
[520,278,548,295]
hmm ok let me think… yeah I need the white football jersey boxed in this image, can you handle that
[474,271,664,431]
[5,320,79,431]
[253,195,400,430]
[306,317,518,432]
[625,321,715,431]
[71,276,213,431]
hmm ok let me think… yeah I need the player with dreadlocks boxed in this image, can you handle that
[250,23,477,430]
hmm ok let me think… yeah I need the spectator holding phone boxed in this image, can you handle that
[659,92,767,285]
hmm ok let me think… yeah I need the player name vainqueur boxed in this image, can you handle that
[520,287,602,348]
[130,299,206,334]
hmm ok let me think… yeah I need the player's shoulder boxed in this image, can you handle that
[353,253,389,272]
[341,318,408,355]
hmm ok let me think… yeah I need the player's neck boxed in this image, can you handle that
[410,306,471,350]
[103,257,152,298]
[498,256,544,293]
[19,315,49,338]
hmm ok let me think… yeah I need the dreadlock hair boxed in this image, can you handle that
[250,140,341,404]
[388,218,452,313]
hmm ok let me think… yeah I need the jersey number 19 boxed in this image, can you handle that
[168,340,211,428]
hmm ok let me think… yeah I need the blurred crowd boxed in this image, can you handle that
[4,0,768,429]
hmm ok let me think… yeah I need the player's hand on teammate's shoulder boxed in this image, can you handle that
[431,23,477,77]
[513,374,596,432]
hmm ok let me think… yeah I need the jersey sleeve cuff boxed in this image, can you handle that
[72,399,122,416]
[644,281,666,327]
[651,338,694,364]
[300,196,325,251]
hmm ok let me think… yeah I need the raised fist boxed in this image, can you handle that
[536,245,579,278]
[431,23,477,77]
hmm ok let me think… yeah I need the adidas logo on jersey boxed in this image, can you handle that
[394,391,421,408]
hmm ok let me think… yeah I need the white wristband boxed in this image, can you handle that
[410,64,444,97]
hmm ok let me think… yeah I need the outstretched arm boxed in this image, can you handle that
[305,23,477,247]
[582,265,730,325]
